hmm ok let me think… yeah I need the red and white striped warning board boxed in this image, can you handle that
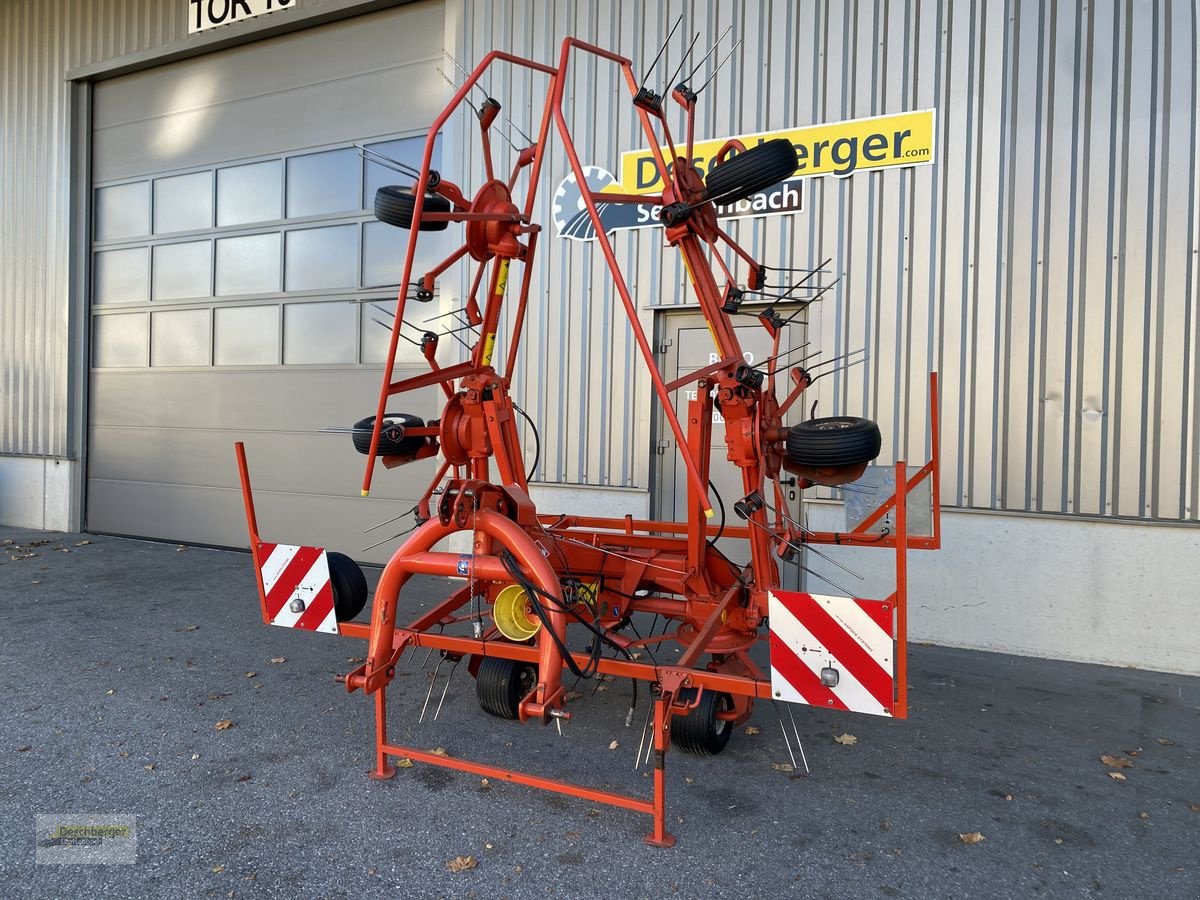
[255,543,338,634]
[768,590,897,717]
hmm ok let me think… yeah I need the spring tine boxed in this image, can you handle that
[697,38,741,94]
[436,66,480,117]
[745,518,856,594]
[355,142,422,179]
[442,50,494,102]
[555,717,563,736]
[418,656,444,724]
[362,505,417,534]
[664,32,700,91]
[362,524,416,552]
[809,355,869,383]
[760,500,864,581]
[787,705,810,774]
[831,481,875,494]
[634,702,652,769]
[682,25,733,84]
[771,700,798,770]
[433,657,461,721]
[755,341,812,370]
[765,258,833,274]
[807,347,867,371]
[798,562,856,596]
[641,12,684,86]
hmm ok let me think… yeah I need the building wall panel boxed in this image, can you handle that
[450,0,1198,523]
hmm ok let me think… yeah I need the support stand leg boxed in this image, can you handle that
[644,696,676,847]
[369,687,397,780]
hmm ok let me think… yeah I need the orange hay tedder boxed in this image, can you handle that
[235,30,940,847]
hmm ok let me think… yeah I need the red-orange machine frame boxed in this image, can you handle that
[236,37,941,847]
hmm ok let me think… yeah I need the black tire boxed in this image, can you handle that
[785,416,882,468]
[703,139,798,205]
[670,688,734,756]
[475,656,538,720]
[326,551,368,621]
[374,185,452,231]
[351,413,425,457]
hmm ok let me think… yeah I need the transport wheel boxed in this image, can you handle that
[785,416,882,468]
[702,139,799,205]
[374,185,452,231]
[670,688,734,756]
[327,552,368,622]
[351,413,426,457]
[475,656,538,720]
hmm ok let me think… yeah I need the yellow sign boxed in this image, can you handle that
[618,108,936,193]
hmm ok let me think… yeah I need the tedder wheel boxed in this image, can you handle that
[670,688,735,756]
[326,551,368,622]
[785,416,882,468]
[475,656,538,720]
[702,138,799,205]
[373,185,452,231]
[351,413,426,457]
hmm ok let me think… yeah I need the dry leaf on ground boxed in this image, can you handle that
[958,832,985,844]
[244,672,256,678]
[215,720,234,731]
[1189,804,1200,813]
[745,726,761,735]
[834,733,858,746]
[269,657,287,664]
[608,740,619,750]
[429,747,449,757]
[1100,754,1133,769]
[176,625,199,633]
[211,865,225,874]
[395,758,413,768]
[143,763,155,771]
[1138,812,1149,819]
[1108,771,1127,782]
[76,540,91,546]
[17,745,32,752]
[447,855,477,873]
[771,762,794,772]
[1156,738,1175,746]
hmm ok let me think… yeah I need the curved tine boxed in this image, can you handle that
[682,25,733,84]
[418,655,445,724]
[442,49,494,102]
[697,39,742,94]
[641,12,684,86]
[433,656,461,721]
[663,32,701,92]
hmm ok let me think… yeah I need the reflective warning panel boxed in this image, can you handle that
[768,590,896,717]
[256,543,338,634]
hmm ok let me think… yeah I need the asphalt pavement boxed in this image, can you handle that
[1,526,1198,899]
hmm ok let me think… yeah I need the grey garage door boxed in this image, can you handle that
[86,2,449,564]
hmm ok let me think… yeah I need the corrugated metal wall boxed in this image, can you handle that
[451,0,1200,522]
[2,0,1197,523]
[0,0,361,458]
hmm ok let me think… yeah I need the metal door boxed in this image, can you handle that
[653,310,805,589]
